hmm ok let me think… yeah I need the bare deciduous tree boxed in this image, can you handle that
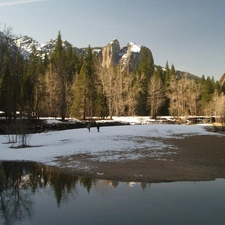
[187,79,201,116]
[167,75,179,116]
[167,75,201,117]
[124,72,144,116]
[147,74,165,118]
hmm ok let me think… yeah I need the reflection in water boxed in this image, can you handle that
[0,161,144,225]
[0,161,225,225]
[0,162,78,224]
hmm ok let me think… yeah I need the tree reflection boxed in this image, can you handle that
[0,162,81,224]
[79,176,92,193]
[0,161,151,225]
[0,162,34,225]
[49,169,79,207]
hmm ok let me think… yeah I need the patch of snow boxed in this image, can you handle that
[44,119,63,124]
[0,124,223,171]
[128,42,142,53]
[92,49,101,53]
[97,172,104,176]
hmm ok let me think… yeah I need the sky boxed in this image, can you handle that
[0,0,225,81]
[0,121,222,169]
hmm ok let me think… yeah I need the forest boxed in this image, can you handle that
[1,28,225,123]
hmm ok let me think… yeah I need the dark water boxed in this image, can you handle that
[0,162,225,225]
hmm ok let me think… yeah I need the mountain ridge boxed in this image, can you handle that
[10,34,222,82]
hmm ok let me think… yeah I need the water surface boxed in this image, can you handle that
[0,161,224,225]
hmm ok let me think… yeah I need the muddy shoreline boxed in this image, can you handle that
[51,134,225,183]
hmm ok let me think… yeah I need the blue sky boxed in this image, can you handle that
[0,0,225,81]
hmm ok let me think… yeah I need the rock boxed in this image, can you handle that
[101,39,120,68]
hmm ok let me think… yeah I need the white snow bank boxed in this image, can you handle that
[0,124,222,167]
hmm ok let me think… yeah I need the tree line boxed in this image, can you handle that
[1,28,225,122]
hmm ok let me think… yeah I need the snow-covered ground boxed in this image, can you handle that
[0,124,223,168]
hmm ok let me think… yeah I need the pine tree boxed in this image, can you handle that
[70,66,87,119]
[135,47,155,115]
[71,45,97,119]
[200,75,215,110]
[22,45,41,118]
[0,27,24,121]
[0,56,13,119]
[164,61,170,86]
[170,64,176,77]
[49,31,76,120]
[138,47,154,77]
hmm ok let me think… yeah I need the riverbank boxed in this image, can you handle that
[1,124,224,183]
[52,132,225,183]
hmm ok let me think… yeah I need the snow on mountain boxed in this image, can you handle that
[119,41,142,58]
[40,39,56,54]
[40,39,70,54]
[118,41,143,70]
[12,33,144,72]
[15,35,41,51]
[14,36,41,58]
[11,34,144,73]
[101,39,144,71]
[13,34,143,62]
[128,42,142,53]
[1,32,206,81]
[14,36,70,58]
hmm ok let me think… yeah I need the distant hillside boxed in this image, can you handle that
[175,70,200,80]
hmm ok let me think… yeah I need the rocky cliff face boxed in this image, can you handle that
[13,34,146,72]
[119,42,142,72]
[101,39,120,68]
[101,40,142,72]
[219,73,225,84]
[3,33,224,81]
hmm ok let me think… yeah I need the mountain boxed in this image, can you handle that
[8,34,220,81]
[175,70,200,81]
[14,35,103,58]
[13,36,147,73]
[14,35,41,59]
[101,39,143,72]
[219,73,225,84]
[14,36,70,58]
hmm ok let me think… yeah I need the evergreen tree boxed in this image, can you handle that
[200,75,215,110]
[164,61,170,86]
[155,65,164,79]
[49,31,76,120]
[0,56,13,119]
[71,45,97,119]
[135,47,155,115]
[170,64,176,77]
[22,45,44,118]
[138,47,154,77]
[0,28,24,121]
